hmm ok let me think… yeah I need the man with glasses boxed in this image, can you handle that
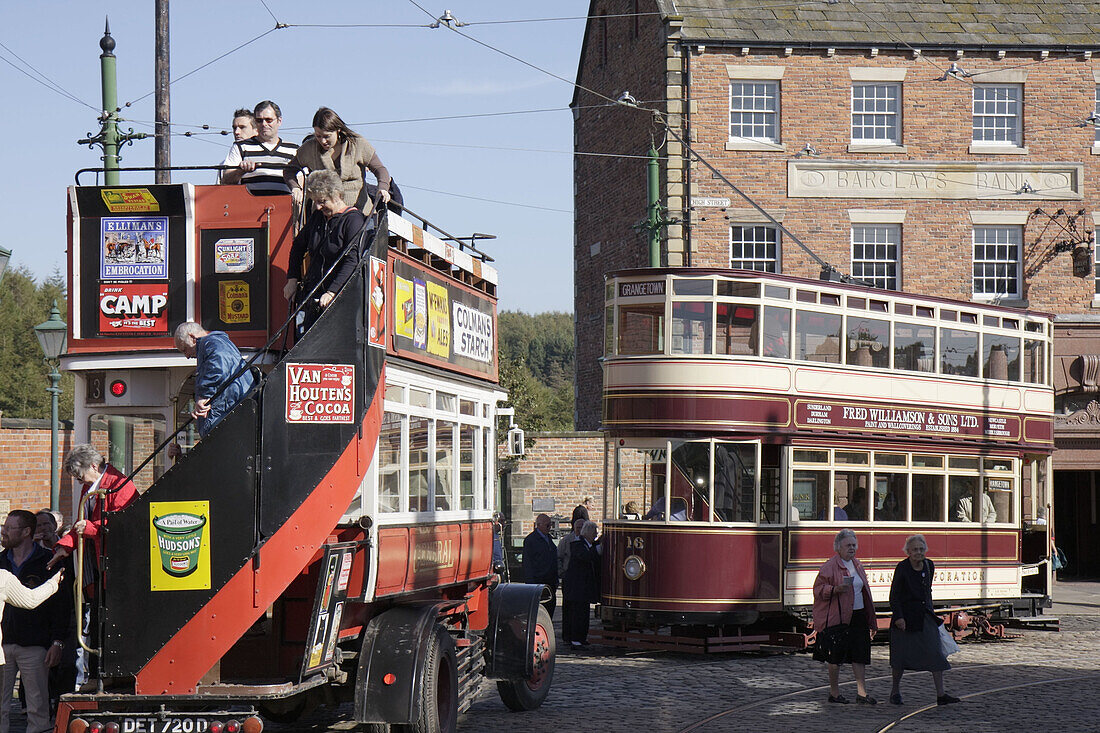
[0,510,67,733]
[219,100,298,194]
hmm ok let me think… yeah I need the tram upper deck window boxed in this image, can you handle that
[385,384,405,402]
[894,322,936,373]
[618,304,665,355]
[795,311,842,363]
[718,280,760,298]
[435,421,455,511]
[672,301,713,355]
[911,474,945,521]
[717,304,758,356]
[763,306,791,358]
[983,335,1021,381]
[1024,338,1045,384]
[379,412,403,513]
[765,284,790,300]
[940,328,979,377]
[846,317,890,368]
[605,306,614,356]
[672,278,714,296]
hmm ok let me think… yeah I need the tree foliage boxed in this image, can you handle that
[0,266,74,420]
[497,311,574,432]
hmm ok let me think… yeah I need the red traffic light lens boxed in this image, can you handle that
[109,380,127,398]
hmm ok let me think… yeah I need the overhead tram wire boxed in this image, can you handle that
[403,4,864,280]
[400,184,571,213]
[0,42,97,111]
[116,25,285,111]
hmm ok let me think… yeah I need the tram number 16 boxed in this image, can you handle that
[623,536,645,550]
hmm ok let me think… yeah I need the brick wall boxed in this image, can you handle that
[0,420,78,522]
[499,432,608,537]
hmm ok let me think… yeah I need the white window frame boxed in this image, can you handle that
[1093,83,1100,151]
[850,224,901,290]
[851,83,901,146]
[972,225,1022,300]
[729,224,780,272]
[725,65,784,151]
[972,84,1023,149]
[729,81,779,144]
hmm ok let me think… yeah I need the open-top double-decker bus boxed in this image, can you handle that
[55,179,552,733]
[597,267,1054,651]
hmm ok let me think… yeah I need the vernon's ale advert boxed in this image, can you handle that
[285,363,355,424]
[101,217,168,279]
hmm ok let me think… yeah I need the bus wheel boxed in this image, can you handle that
[403,625,458,733]
[497,605,555,711]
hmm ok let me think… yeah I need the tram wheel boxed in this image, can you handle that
[497,605,555,712]
[397,625,458,733]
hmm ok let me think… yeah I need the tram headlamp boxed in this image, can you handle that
[623,554,646,581]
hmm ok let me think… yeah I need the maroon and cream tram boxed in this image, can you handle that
[54,179,552,733]
[598,267,1054,647]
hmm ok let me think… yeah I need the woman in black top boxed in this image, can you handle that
[888,534,960,706]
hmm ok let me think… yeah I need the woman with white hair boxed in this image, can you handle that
[887,534,959,706]
[812,528,877,704]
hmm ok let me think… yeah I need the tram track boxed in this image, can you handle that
[872,672,1100,732]
[674,662,1022,733]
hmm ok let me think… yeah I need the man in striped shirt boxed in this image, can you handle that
[220,100,298,195]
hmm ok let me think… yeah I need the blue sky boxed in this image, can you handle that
[0,1,592,313]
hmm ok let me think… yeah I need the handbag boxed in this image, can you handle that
[1052,547,1067,572]
[939,624,960,656]
[813,588,852,662]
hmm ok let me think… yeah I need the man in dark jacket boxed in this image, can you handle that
[0,510,69,733]
[174,323,257,437]
[562,520,601,649]
[522,514,558,618]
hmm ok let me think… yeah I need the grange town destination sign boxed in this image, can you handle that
[788,161,1083,200]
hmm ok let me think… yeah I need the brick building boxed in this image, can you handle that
[572,1,1100,571]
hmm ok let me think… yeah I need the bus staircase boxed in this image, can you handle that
[76,213,388,699]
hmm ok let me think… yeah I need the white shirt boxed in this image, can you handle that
[0,569,62,664]
[841,558,865,610]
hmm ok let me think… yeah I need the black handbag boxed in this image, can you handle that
[812,589,851,662]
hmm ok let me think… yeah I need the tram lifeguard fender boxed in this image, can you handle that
[353,603,456,725]
[485,583,543,680]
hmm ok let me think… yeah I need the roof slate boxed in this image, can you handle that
[657,0,1100,47]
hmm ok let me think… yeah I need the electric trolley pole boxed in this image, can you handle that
[638,145,675,268]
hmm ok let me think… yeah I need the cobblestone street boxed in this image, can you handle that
[16,582,1100,732]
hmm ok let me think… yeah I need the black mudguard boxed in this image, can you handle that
[353,603,452,725]
[485,583,543,680]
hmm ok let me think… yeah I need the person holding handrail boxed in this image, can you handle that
[283,107,392,216]
[283,170,370,330]
[174,322,258,438]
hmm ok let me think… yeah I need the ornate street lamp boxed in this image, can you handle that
[34,301,67,511]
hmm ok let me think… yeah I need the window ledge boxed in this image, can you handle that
[969,144,1029,155]
[726,139,786,152]
[1091,144,1100,156]
[848,143,908,153]
[971,296,1029,309]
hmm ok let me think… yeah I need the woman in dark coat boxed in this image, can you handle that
[888,534,959,706]
[561,520,601,649]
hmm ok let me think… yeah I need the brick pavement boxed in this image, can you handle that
[11,587,1100,732]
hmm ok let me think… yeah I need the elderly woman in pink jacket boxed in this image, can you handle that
[812,528,878,704]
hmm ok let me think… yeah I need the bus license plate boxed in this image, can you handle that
[119,717,213,733]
